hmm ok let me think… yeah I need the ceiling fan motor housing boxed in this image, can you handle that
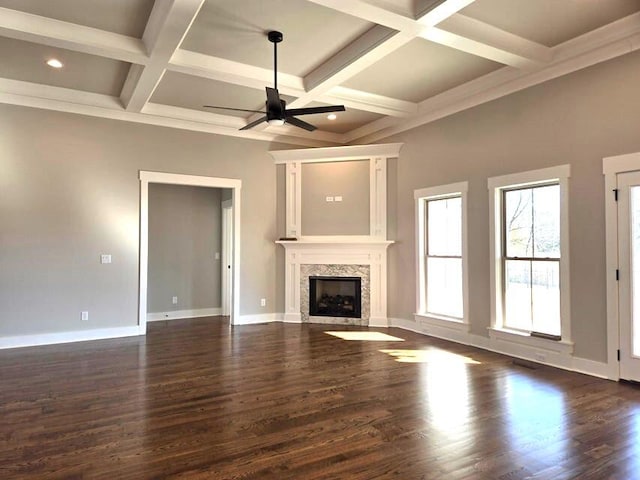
[268,31,283,43]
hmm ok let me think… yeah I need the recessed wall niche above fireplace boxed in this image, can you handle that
[271,143,402,327]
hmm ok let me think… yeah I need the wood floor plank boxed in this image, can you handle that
[2,318,640,479]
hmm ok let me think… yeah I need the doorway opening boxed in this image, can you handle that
[139,171,241,333]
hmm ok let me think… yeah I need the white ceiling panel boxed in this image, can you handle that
[458,0,640,47]
[0,0,155,38]
[303,102,383,134]
[181,0,374,76]
[0,37,129,96]
[343,38,502,102]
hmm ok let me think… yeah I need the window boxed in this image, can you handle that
[415,182,468,324]
[489,165,571,345]
[503,184,560,336]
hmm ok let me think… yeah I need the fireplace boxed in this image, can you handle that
[309,276,362,318]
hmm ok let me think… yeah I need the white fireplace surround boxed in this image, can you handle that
[271,143,401,327]
[278,240,392,326]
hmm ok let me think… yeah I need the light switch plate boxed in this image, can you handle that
[100,254,112,264]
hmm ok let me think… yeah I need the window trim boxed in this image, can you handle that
[488,165,572,350]
[414,181,469,328]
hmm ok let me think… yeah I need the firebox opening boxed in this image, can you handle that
[309,276,361,318]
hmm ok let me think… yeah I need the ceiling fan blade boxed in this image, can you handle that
[240,116,268,131]
[285,105,345,116]
[203,105,265,113]
[285,116,317,132]
[266,87,283,114]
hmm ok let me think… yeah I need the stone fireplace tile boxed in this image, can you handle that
[300,264,370,326]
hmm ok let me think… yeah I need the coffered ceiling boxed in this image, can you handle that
[0,0,639,147]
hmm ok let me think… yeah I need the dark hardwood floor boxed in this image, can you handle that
[1,318,640,479]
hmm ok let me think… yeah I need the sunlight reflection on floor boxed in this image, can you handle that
[325,331,405,341]
[380,348,481,364]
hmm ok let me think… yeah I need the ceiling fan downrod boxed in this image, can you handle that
[268,31,283,90]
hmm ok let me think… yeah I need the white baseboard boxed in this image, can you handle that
[389,317,611,380]
[0,325,143,350]
[283,313,302,323]
[368,316,389,327]
[147,307,222,322]
[234,313,280,325]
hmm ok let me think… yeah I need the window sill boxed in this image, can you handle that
[488,327,574,355]
[414,313,470,333]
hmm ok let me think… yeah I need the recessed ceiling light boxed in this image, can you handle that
[327,113,337,120]
[46,58,63,69]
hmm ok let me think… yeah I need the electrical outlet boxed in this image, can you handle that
[81,311,89,321]
[325,196,334,202]
[334,196,343,202]
[172,296,178,305]
[100,254,112,264]
[260,298,266,307]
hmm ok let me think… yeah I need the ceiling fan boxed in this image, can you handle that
[203,31,345,132]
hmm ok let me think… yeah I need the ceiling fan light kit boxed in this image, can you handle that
[204,31,345,132]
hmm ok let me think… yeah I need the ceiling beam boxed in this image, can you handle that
[289,26,415,109]
[345,12,640,144]
[0,7,147,65]
[288,0,482,110]
[0,78,337,147]
[168,49,305,97]
[304,0,418,32]
[416,0,476,27]
[425,15,553,68]
[320,86,417,117]
[121,0,205,112]
[168,49,417,117]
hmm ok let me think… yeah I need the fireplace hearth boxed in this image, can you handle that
[309,276,361,318]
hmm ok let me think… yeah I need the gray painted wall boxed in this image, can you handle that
[301,160,370,236]
[147,184,222,313]
[382,50,640,363]
[0,104,286,337]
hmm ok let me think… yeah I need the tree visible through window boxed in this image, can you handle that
[503,184,560,336]
[426,196,463,318]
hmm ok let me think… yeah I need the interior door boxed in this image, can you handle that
[221,200,233,317]
[617,171,640,381]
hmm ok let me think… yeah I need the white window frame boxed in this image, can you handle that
[414,182,469,333]
[488,165,573,354]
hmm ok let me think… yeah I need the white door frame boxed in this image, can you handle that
[139,171,242,333]
[603,151,640,380]
[221,199,233,316]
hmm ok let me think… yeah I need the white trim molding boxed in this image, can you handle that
[271,143,402,241]
[278,241,392,326]
[235,313,282,325]
[0,326,142,350]
[270,143,403,164]
[147,307,222,322]
[139,171,242,331]
[602,151,640,380]
[487,164,572,354]
[389,318,608,379]
[414,181,469,328]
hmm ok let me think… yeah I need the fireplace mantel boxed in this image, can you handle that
[277,240,392,327]
[276,239,394,248]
